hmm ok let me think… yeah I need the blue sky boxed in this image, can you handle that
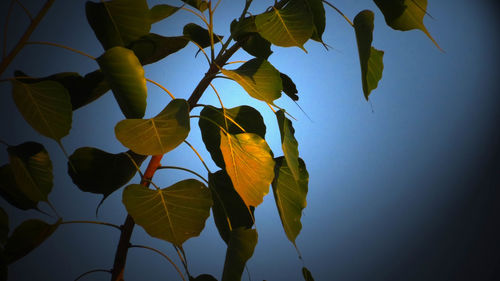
[1,1,499,280]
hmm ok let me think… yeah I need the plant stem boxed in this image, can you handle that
[61,220,122,231]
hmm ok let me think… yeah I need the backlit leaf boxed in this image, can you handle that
[122,180,212,246]
[149,4,179,24]
[181,0,208,12]
[199,105,266,168]
[221,58,282,103]
[374,0,441,49]
[0,207,8,246]
[183,23,223,49]
[353,10,384,100]
[255,0,314,51]
[219,132,275,207]
[115,99,190,155]
[280,73,298,101]
[305,0,326,42]
[276,110,300,181]
[128,33,189,65]
[221,228,258,281]
[11,80,72,141]
[97,46,147,118]
[7,142,53,203]
[4,219,60,264]
[272,157,309,244]
[0,164,38,211]
[302,267,315,281]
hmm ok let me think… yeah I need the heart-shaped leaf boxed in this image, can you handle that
[280,73,298,101]
[115,99,190,155]
[11,80,72,141]
[272,157,309,244]
[97,46,147,118]
[199,105,266,168]
[122,180,212,246]
[209,170,254,244]
[0,164,38,211]
[7,142,53,203]
[374,0,441,50]
[221,228,258,281]
[353,10,384,100]
[255,0,314,51]
[221,58,282,103]
[183,23,223,49]
[276,110,300,181]
[68,147,146,199]
[0,207,8,246]
[219,132,275,207]
[149,4,179,24]
[127,33,189,65]
[4,219,60,264]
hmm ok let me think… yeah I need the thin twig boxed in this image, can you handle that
[15,0,33,20]
[322,0,354,27]
[157,165,209,185]
[24,41,96,60]
[74,269,111,281]
[146,78,176,99]
[129,244,186,281]
[3,0,16,59]
[61,220,122,231]
[183,140,211,173]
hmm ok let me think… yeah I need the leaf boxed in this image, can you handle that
[276,110,300,181]
[373,0,441,50]
[4,219,60,264]
[209,171,254,244]
[181,0,208,12]
[302,267,315,281]
[0,164,38,211]
[230,17,272,59]
[68,147,146,200]
[219,132,275,207]
[122,180,212,246]
[280,73,298,101]
[149,4,179,24]
[183,23,223,49]
[255,0,314,51]
[305,0,326,42]
[190,274,218,281]
[0,207,8,246]
[199,105,266,168]
[11,80,72,141]
[14,70,109,111]
[353,10,384,100]
[221,228,258,281]
[127,33,189,65]
[115,99,190,155]
[85,0,151,50]
[221,58,282,103]
[272,157,309,244]
[7,142,53,203]
[97,46,147,118]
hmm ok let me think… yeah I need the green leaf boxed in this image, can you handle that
[280,73,298,101]
[255,0,314,51]
[11,80,72,141]
[190,274,217,281]
[183,23,223,49]
[7,142,53,203]
[68,147,146,200]
[181,0,208,12]
[0,207,8,246]
[230,17,272,59]
[127,33,189,65]
[0,164,38,211]
[302,267,315,281]
[276,110,300,181]
[219,132,275,207]
[85,0,151,50]
[4,219,60,264]
[305,0,326,42]
[272,157,309,244]
[97,46,147,118]
[353,10,384,100]
[221,58,282,103]
[115,99,190,155]
[14,70,109,111]
[209,171,254,244]
[199,105,266,169]
[122,180,212,246]
[374,0,441,50]
[149,4,180,24]
[221,228,258,281]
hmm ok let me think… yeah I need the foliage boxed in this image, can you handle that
[0,0,439,280]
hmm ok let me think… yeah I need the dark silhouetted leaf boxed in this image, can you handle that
[115,99,190,155]
[374,0,441,49]
[231,17,272,59]
[68,147,146,200]
[353,10,384,100]
[4,219,60,264]
[280,73,298,101]
[183,23,223,49]
[0,207,8,246]
[190,274,218,281]
[123,180,212,246]
[302,267,315,281]
[221,228,258,281]
[11,80,72,141]
[199,105,266,168]
[219,132,275,207]
[128,33,189,65]
[255,0,314,51]
[221,58,282,103]
[276,110,300,181]
[305,0,326,42]
[7,142,53,203]
[181,0,208,12]
[149,4,179,24]
[97,46,147,118]
[272,157,309,244]
[0,164,38,211]
[209,170,254,244]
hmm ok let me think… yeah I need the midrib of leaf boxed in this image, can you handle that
[226,70,267,102]
[13,157,45,202]
[22,83,58,140]
[272,7,300,48]
[102,1,124,45]
[150,119,165,153]
[157,190,178,244]
[226,134,241,190]
[274,187,294,243]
